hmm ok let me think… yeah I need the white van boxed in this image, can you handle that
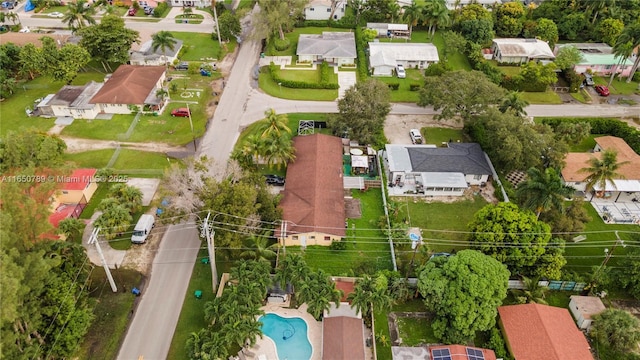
[131,214,155,244]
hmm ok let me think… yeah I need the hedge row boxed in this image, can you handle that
[268,63,339,89]
[539,117,640,153]
[354,27,369,80]
[300,15,356,29]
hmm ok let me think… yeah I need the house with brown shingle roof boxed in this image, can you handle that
[277,133,346,247]
[322,316,365,360]
[90,65,166,114]
[498,303,593,360]
[562,136,640,197]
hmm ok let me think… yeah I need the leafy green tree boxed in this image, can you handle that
[468,202,566,279]
[417,250,510,343]
[534,18,559,48]
[458,18,494,45]
[62,0,96,33]
[348,273,394,326]
[93,202,132,240]
[58,217,85,241]
[458,3,492,22]
[494,1,525,37]
[591,309,640,352]
[554,45,585,71]
[51,43,90,84]
[516,167,575,218]
[78,15,140,71]
[558,12,585,40]
[418,70,505,121]
[580,149,629,194]
[539,198,591,240]
[216,11,241,41]
[515,61,558,92]
[440,31,466,61]
[240,232,277,263]
[498,91,529,117]
[328,79,391,145]
[614,248,640,299]
[17,43,45,80]
[0,131,66,172]
[597,18,624,46]
[151,31,178,67]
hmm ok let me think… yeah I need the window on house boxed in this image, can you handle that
[473,174,482,180]
[327,8,331,11]
[62,191,68,194]
[310,236,315,239]
[292,235,299,240]
[324,236,331,241]
[309,7,314,11]
[605,65,613,70]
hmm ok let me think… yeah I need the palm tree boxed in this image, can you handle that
[511,276,548,304]
[151,31,178,67]
[4,11,20,26]
[109,183,143,213]
[609,40,634,87]
[389,277,410,302]
[263,135,296,170]
[516,167,575,219]
[402,2,424,37]
[58,217,85,241]
[62,0,96,33]
[499,91,529,117]
[93,204,132,240]
[580,150,630,197]
[259,108,291,139]
[240,232,277,263]
[348,273,394,326]
[616,22,640,83]
[275,253,309,292]
[299,270,342,320]
[422,0,449,38]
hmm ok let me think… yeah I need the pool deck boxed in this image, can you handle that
[250,304,322,360]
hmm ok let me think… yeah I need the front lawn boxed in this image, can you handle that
[290,189,393,275]
[431,31,472,71]
[421,128,466,145]
[171,32,237,61]
[259,68,338,100]
[374,69,423,102]
[521,90,563,104]
[64,149,177,176]
[0,72,106,137]
[175,14,204,24]
[594,76,640,95]
[273,67,338,84]
[167,249,216,360]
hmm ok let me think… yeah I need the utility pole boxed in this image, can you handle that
[187,103,196,151]
[212,0,222,47]
[405,229,422,281]
[89,227,117,292]
[202,212,218,292]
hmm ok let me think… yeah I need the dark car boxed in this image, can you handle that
[595,85,610,96]
[175,62,189,70]
[171,108,190,117]
[264,174,285,186]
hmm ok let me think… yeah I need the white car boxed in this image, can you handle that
[396,64,406,79]
[48,12,64,18]
[410,129,423,144]
[18,27,30,33]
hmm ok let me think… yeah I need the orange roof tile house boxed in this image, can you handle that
[277,134,346,247]
[49,169,98,227]
[498,303,593,360]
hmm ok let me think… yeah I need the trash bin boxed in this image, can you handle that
[183,19,188,23]
[201,257,210,264]
[132,287,141,296]
[260,52,265,58]
[194,290,202,299]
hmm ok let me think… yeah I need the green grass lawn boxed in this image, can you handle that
[290,189,392,275]
[171,32,237,61]
[521,90,563,104]
[498,65,522,77]
[0,72,106,137]
[273,67,338,84]
[63,149,177,176]
[74,268,143,360]
[570,88,590,103]
[259,68,338,100]
[431,31,472,71]
[167,249,216,360]
[570,134,599,152]
[374,69,423,102]
[374,298,427,360]
[594,76,640,95]
[79,183,111,220]
[422,127,466,145]
[397,316,437,346]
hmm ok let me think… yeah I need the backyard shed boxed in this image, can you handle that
[569,296,606,331]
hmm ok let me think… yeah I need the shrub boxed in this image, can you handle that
[561,68,582,93]
[354,27,369,80]
[409,84,421,91]
[332,14,356,28]
[153,2,168,17]
[302,20,329,27]
[319,61,333,84]
[424,61,452,76]
[539,117,640,153]
[273,38,291,51]
[329,239,347,250]
[476,60,504,84]
[387,83,400,90]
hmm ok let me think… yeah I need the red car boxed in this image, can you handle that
[128,7,137,16]
[595,85,610,97]
[171,108,190,117]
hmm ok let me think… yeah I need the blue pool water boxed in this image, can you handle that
[259,313,312,360]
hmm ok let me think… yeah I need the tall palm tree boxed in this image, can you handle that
[275,253,309,291]
[516,167,575,219]
[259,108,291,139]
[240,232,277,263]
[580,150,629,198]
[609,40,634,87]
[348,273,394,326]
[616,22,640,83]
[402,2,424,37]
[499,91,529,117]
[151,31,178,67]
[62,0,96,33]
[422,0,449,38]
[511,276,548,304]
[4,11,20,26]
[263,135,296,169]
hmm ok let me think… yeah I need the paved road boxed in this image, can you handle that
[116,221,200,360]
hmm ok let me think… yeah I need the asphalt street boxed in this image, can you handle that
[116,221,200,360]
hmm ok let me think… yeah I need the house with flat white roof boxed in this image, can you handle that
[304,0,346,20]
[369,42,439,76]
[490,38,555,64]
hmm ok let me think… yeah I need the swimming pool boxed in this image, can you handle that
[259,313,312,360]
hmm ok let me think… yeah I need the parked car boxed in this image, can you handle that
[48,11,64,18]
[1,1,16,9]
[128,7,137,16]
[595,85,610,96]
[175,62,189,70]
[18,27,30,33]
[264,174,285,186]
[583,73,594,86]
[429,252,451,260]
[396,64,406,79]
[171,108,190,117]
[410,129,423,144]
[144,6,154,15]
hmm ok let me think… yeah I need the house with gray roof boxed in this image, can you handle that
[36,81,103,119]
[129,39,184,66]
[490,38,555,64]
[297,32,356,66]
[383,143,493,196]
[369,42,439,76]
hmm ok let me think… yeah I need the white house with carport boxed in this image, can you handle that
[304,0,346,20]
[366,23,410,38]
[369,42,439,76]
[129,39,183,66]
[490,38,555,64]
[296,32,356,66]
[383,143,493,197]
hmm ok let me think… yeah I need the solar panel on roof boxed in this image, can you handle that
[432,348,452,360]
[466,347,485,360]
